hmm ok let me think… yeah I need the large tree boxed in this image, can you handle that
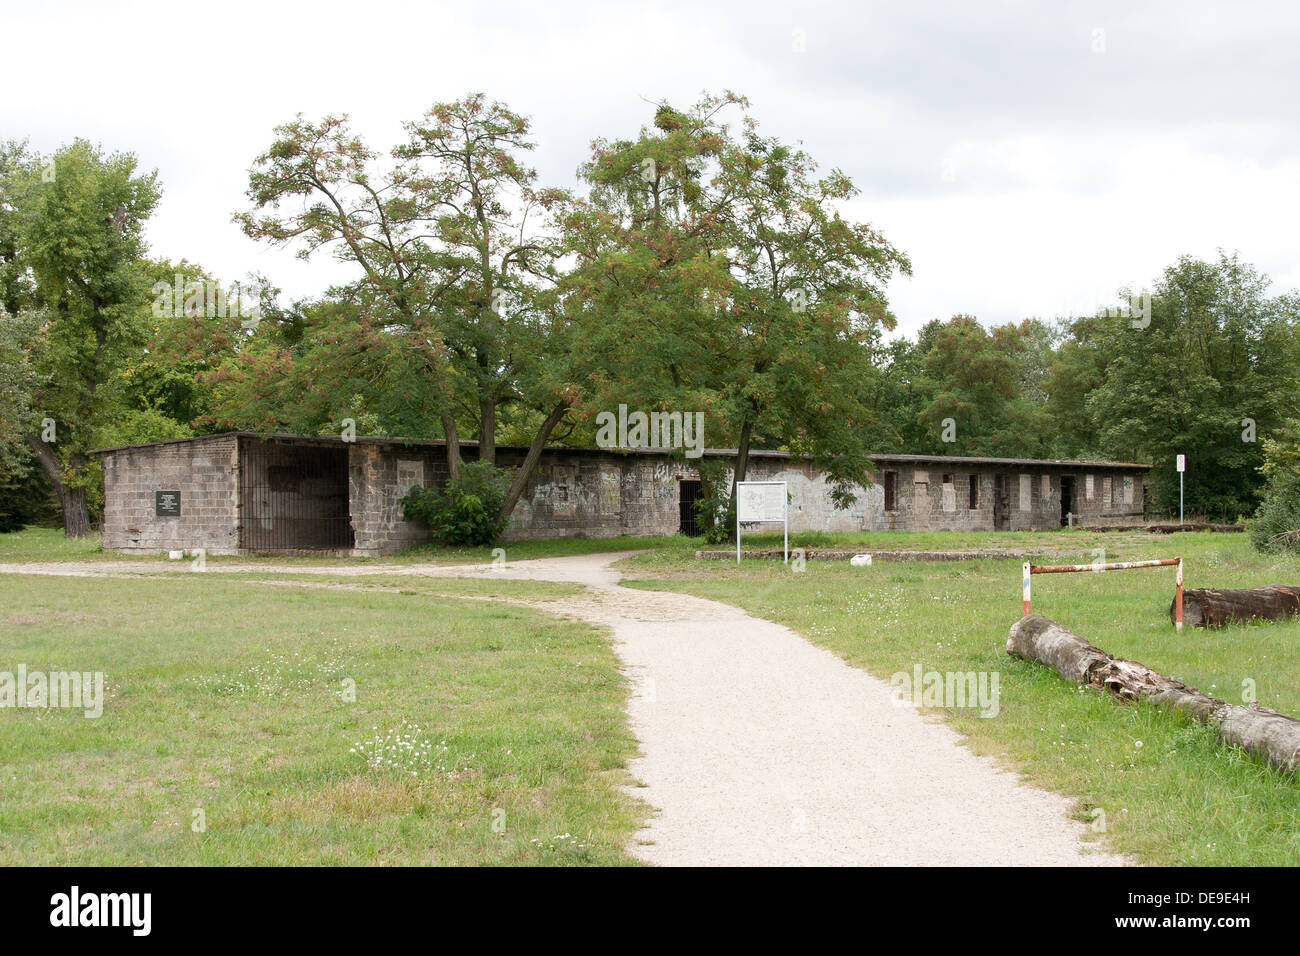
[568,94,910,510]
[1087,252,1300,518]
[4,139,160,536]
[235,98,571,521]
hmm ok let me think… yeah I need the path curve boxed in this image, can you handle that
[1,553,1125,866]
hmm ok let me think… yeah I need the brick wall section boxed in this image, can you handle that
[97,433,1151,555]
[348,442,452,556]
[100,435,240,553]
[866,463,1145,532]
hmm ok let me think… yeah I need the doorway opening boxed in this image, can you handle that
[679,479,703,536]
[993,474,1011,530]
[1060,476,1075,527]
[239,439,354,552]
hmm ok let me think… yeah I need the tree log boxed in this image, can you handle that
[1175,586,1300,629]
[1008,614,1300,773]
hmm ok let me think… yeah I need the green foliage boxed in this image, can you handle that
[694,458,734,544]
[401,460,511,546]
[1251,420,1300,554]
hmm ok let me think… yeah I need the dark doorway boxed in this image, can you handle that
[679,480,703,536]
[993,474,1011,530]
[1060,476,1074,527]
[239,440,354,551]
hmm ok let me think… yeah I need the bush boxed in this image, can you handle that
[695,459,734,544]
[1251,477,1300,555]
[401,460,511,546]
[1250,420,1300,555]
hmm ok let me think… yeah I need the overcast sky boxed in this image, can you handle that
[5,0,1298,337]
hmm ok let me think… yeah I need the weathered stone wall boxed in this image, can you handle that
[866,463,1145,532]
[348,442,451,556]
[98,434,1151,556]
[100,435,240,554]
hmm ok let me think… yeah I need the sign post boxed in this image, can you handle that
[735,480,788,565]
[1176,454,1185,525]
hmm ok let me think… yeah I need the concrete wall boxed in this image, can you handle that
[866,463,1145,532]
[97,435,1149,555]
[348,442,451,556]
[100,435,240,554]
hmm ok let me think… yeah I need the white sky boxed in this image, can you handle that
[4,0,1298,338]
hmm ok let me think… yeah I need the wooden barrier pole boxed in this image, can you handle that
[1176,557,1184,632]
[1022,561,1031,616]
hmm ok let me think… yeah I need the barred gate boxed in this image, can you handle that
[238,440,354,551]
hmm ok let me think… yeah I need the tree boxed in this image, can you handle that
[5,139,160,536]
[568,94,910,512]
[707,126,911,503]
[1087,252,1300,518]
[235,98,572,525]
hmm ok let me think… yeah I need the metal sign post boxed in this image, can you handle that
[1176,454,1185,525]
[735,480,789,564]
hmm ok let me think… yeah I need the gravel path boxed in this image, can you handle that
[2,552,1125,866]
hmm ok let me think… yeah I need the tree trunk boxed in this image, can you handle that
[1008,614,1300,773]
[1177,586,1300,629]
[498,401,568,525]
[728,418,754,504]
[25,435,93,538]
[441,412,461,483]
[478,396,496,465]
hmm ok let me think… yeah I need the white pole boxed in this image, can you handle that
[784,510,789,564]
[1180,471,1184,525]
[736,502,741,565]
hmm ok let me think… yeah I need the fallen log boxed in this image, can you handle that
[1175,586,1300,628]
[1008,614,1300,773]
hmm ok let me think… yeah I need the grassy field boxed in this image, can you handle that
[0,572,644,865]
[5,523,1299,866]
[617,529,1300,865]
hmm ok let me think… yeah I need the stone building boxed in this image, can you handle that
[94,432,1150,555]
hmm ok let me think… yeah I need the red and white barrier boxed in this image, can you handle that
[1022,557,1184,631]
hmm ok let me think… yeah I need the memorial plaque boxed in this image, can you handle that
[736,482,786,522]
[156,490,181,516]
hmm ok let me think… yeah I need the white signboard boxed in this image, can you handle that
[1176,454,1185,473]
[735,480,788,564]
[737,482,787,522]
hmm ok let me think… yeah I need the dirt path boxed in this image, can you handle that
[2,553,1124,866]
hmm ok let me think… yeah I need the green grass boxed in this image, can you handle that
[617,530,1300,865]
[0,574,644,865]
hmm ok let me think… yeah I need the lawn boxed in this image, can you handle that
[618,530,1300,865]
[0,572,644,865]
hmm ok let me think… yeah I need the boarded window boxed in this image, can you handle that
[396,460,423,499]
[1123,476,1135,505]
[1041,474,1051,498]
[1019,474,1032,511]
[1102,476,1112,507]
[1085,474,1095,499]
[969,475,979,509]
[941,476,956,513]
[883,471,897,511]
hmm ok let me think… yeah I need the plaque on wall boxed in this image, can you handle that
[156,491,181,516]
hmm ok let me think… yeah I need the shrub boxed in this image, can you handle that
[1251,477,1300,554]
[401,460,511,546]
[695,459,734,544]
[1250,421,1300,555]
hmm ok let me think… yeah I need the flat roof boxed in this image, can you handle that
[91,431,1151,471]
